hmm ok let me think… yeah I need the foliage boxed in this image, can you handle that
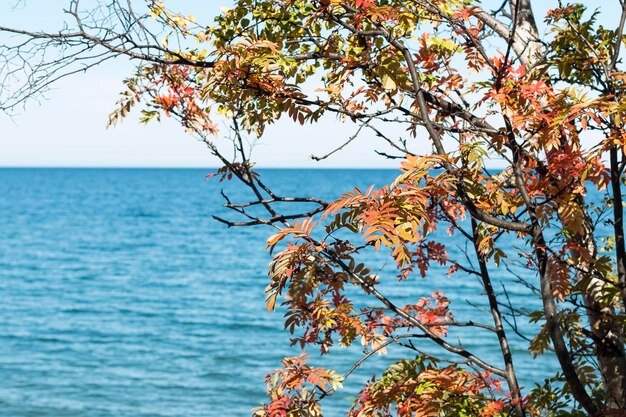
[4,0,626,416]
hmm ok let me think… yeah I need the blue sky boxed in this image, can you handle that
[0,1,619,168]
[0,0,402,168]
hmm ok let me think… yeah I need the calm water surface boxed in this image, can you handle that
[0,168,558,416]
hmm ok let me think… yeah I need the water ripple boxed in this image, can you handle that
[0,168,563,416]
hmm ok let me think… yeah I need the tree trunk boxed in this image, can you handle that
[506,0,626,410]
[573,200,626,409]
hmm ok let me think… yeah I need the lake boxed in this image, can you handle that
[0,168,558,416]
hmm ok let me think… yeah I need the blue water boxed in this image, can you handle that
[0,168,558,416]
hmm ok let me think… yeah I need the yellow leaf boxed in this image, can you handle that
[266,294,277,311]
[381,74,397,91]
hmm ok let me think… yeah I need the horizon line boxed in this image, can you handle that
[0,165,510,170]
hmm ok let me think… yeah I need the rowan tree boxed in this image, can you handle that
[2,0,626,416]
